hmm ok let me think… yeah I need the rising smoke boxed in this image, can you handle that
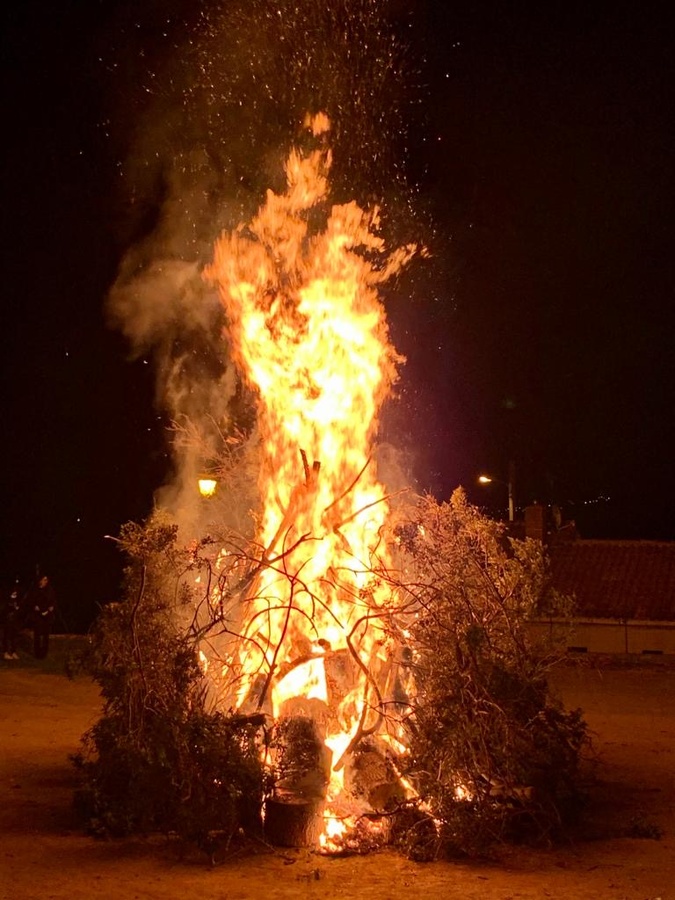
[105,0,420,536]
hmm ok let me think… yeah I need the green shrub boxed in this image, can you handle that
[392,490,589,858]
[73,516,263,853]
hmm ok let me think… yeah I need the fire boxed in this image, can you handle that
[204,114,418,848]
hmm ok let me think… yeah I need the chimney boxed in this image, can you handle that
[524,502,546,541]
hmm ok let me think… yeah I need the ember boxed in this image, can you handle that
[200,113,419,850]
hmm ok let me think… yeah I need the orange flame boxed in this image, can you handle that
[204,114,417,845]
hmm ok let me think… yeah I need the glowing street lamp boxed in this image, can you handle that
[197,476,218,498]
[477,462,515,523]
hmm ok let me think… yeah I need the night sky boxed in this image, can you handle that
[2,1,674,630]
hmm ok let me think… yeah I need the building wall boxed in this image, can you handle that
[528,618,675,656]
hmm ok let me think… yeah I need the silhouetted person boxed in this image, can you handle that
[1,578,23,660]
[29,575,56,659]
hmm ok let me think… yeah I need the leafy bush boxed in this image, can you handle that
[392,490,589,858]
[73,517,263,853]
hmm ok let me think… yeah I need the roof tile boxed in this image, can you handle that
[549,540,675,620]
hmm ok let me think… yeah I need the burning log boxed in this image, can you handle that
[343,740,407,811]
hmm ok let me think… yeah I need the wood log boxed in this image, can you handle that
[264,792,324,847]
[344,741,407,810]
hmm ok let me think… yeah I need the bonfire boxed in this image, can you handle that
[76,115,587,862]
[192,112,419,850]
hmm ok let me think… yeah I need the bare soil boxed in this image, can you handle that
[1,639,674,900]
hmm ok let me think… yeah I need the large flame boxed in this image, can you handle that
[204,114,417,847]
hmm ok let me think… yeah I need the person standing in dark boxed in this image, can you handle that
[30,575,56,659]
[1,578,23,660]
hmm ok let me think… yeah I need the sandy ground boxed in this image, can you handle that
[1,640,674,900]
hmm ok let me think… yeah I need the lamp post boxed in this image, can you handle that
[478,461,515,522]
[197,476,218,498]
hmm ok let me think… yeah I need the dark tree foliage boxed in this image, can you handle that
[392,489,589,859]
[72,518,263,853]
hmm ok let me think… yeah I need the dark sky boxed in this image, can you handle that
[404,4,675,529]
[2,1,674,629]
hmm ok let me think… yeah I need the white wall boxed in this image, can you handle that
[528,618,675,656]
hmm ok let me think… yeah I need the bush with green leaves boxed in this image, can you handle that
[392,489,589,859]
[73,518,263,852]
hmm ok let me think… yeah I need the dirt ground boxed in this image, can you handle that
[1,639,674,900]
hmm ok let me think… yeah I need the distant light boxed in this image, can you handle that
[198,477,218,498]
[478,475,493,484]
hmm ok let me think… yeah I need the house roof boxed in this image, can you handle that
[549,539,675,621]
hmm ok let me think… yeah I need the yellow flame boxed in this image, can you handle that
[204,114,417,847]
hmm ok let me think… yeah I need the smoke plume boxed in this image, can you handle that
[105,0,418,535]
